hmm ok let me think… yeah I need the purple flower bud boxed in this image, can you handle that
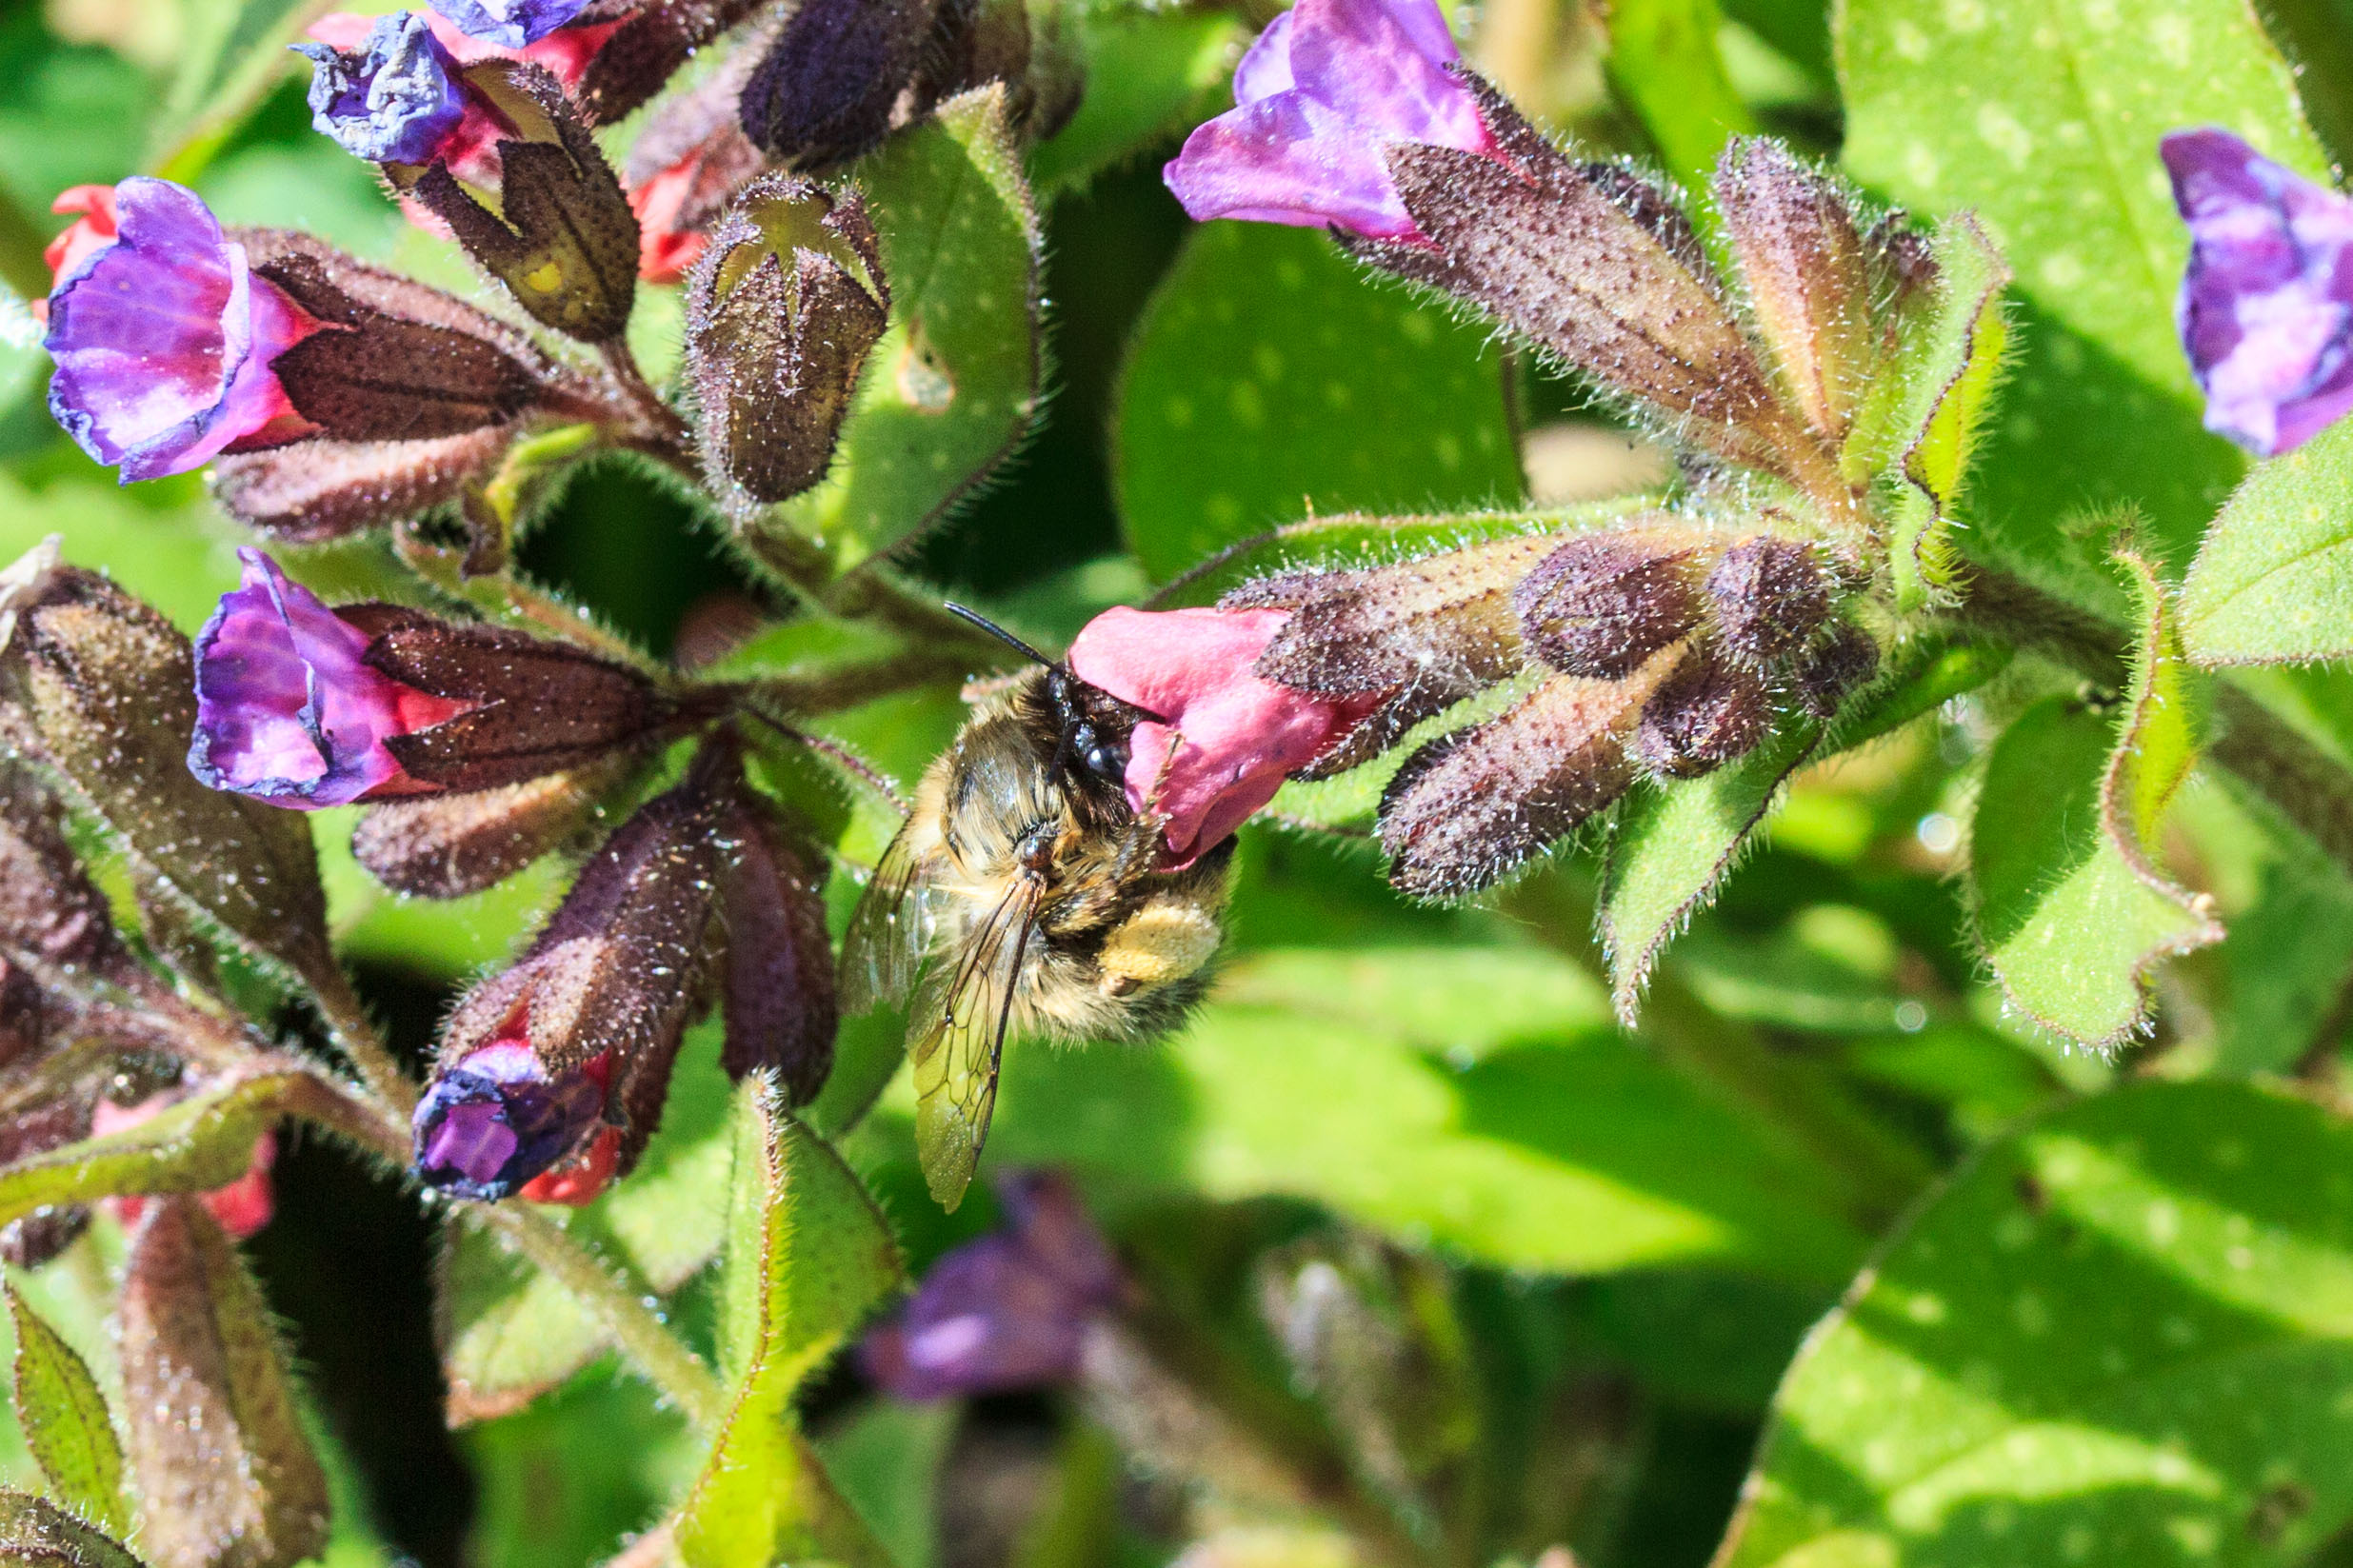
[2162,127,2353,456]
[294,12,466,166]
[411,1040,611,1200]
[864,1171,1122,1400]
[189,549,473,809]
[1163,0,1496,243]
[427,0,590,49]
[44,178,323,483]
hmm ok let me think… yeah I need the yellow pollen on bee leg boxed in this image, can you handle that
[1098,899,1221,996]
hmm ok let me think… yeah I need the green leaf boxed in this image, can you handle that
[673,1083,902,1568]
[1968,555,2223,1047]
[437,1032,736,1423]
[1838,0,2325,598]
[1115,223,1523,582]
[0,1069,378,1232]
[0,1491,145,1568]
[5,1286,124,1535]
[987,946,1873,1285]
[759,85,1043,574]
[1864,213,2011,610]
[815,1401,958,1568]
[1601,0,1759,202]
[2214,852,2353,1077]
[2180,418,2353,666]
[1027,10,1246,197]
[1721,1080,2353,1566]
[1600,637,2011,1021]
[460,1375,702,1568]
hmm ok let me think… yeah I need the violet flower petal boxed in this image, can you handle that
[410,1041,608,1200]
[1286,0,1482,150]
[2163,127,2353,455]
[1166,91,1425,240]
[44,178,315,482]
[427,0,590,50]
[1231,10,1296,104]
[189,548,468,808]
[295,11,467,166]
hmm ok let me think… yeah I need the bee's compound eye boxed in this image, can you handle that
[1085,745,1122,780]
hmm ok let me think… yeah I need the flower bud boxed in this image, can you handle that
[1705,535,1834,667]
[210,427,516,541]
[410,63,641,342]
[1713,139,1877,442]
[575,0,766,127]
[412,749,733,1199]
[1791,621,1881,720]
[1632,647,1772,779]
[685,173,890,507]
[1378,655,1673,898]
[717,797,836,1104]
[351,760,626,898]
[0,757,137,989]
[737,0,937,169]
[1511,530,1706,680]
[863,1169,1121,1400]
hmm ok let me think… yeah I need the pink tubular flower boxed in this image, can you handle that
[2162,127,2353,456]
[92,1096,276,1239]
[1067,606,1378,863]
[1163,0,1497,243]
[44,178,324,483]
[189,549,475,809]
[43,186,119,286]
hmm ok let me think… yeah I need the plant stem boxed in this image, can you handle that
[304,968,419,1117]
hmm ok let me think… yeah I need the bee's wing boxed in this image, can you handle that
[838,819,936,1015]
[908,874,1041,1211]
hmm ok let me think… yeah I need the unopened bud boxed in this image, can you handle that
[0,758,136,987]
[1705,535,1834,666]
[1632,648,1772,778]
[737,0,936,169]
[1245,534,1554,699]
[1792,621,1881,719]
[1713,139,1877,441]
[1511,530,1706,679]
[211,427,517,542]
[352,761,627,899]
[575,0,767,127]
[411,63,640,342]
[685,173,890,507]
[717,797,836,1104]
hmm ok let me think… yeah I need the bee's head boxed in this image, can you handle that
[945,603,1165,798]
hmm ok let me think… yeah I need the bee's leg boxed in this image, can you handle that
[1097,895,1223,998]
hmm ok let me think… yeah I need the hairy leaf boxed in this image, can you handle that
[2180,418,2353,666]
[762,86,1043,572]
[6,1285,125,1535]
[1840,0,2324,602]
[1968,555,2222,1047]
[1117,223,1522,582]
[0,1492,146,1568]
[1722,1081,2353,1565]
[672,1083,901,1568]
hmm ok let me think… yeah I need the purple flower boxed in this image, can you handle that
[863,1171,1123,1400]
[411,1039,612,1201]
[189,549,474,809]
[2162,127,2353,456]
[1163,0,1495,243]
[44,178,321,482]
[294,12,467,166]
[427,0,590,50]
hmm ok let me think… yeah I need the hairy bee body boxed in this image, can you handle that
[843,662,1232,1204]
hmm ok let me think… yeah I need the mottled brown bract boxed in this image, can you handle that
[411,65,639,343]
[435,749,733,1169]
[1706,535,1834,665]
[717,797,837,1103]
[1377,660,1667,898]
[351,762,628,899]
[0,553,332,989]
[686,175,890,509]
[1792,621,1882,720]
[1633,648,1772,778]
[119,1200,329,1568]
[0,1490,146,1568]
[575,0,766,126]
[1713,139,1877,442]
[209,427,516,542]
[362,619,665,793]
[1512,530,1706,679]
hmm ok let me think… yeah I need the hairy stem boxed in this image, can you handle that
[304,968,419,1117]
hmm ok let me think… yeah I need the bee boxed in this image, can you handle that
[840,606,1233,1207]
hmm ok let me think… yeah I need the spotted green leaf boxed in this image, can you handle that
[1967,553,2222,1047]
[2180,418,2353,666]
[1116,223,1523,583]
[1721,1080,2353,1566]
[760,86,1043,574]
[1839,0,2326,603]
[673,1083,901,1568]
[6,1286,125,1536]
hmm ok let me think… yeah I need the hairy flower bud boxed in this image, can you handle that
[685,173,890,507]
[717,797,836,1103]
[413,747,736,1199]
[1705,534,1837,668]
[1511,530,1707,680]
[210,427,516,541]
[1632,647,1772,778]
[411,63,640,342]
[1713,139,1877,442]
[351,760,627,898]
[1378,653,1673,897]
[1791,621,1881,720]
[737,0,936,169]
[575,0,766,127]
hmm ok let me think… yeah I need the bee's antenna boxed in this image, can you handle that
[943,602,1057,667]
